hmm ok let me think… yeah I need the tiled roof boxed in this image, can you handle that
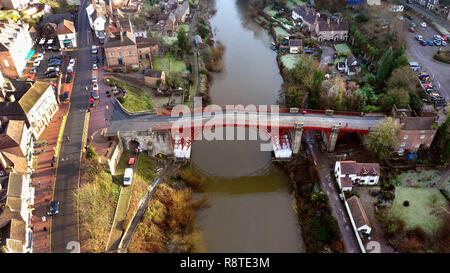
[0,120,25,150]
[104,31,136,48]
[339,161,379,176]
[6,172,24,198]
[18,81,51,114]
[347,196,370,229]
[340,176,352,187]
[318,20,349,32]
[293,6,317,25]
[289,39,302,47]
[0,151,27,173]
[57,19,75,35]
[144,69,163,78]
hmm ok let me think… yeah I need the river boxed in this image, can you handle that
[191,0,304,253]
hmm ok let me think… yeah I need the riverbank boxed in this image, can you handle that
[278,157,345,253]
[127,166,210,253]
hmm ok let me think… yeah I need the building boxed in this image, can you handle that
[334,161,380,191]
[0,20,33,78]
[136,37,159,59]
[144,69,165,87]
[165,12,177,36]
[345,54,360,76]
[104,31,139,67]
[175,1,190,23]
[57,19,77,48]
[366,0,381,5]
[0,0,29,10]
[288,39,302,54]
[347,196,372,235]
[0,81,58,139]
[314,16,348,42]
[291,6,317,31]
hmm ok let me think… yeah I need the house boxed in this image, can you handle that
[5,173,34,225]
[0,119,33,175]
[0,0,29,10]
[291,6,317,31]
[165,12,178,36]
[334,161,380,191]
[345,54,360,76]
[104,31,139,67]
[314,16,348,42]
[347,196,372,235]
[0,20,33,78]
[175,1,190,23]
[288,39,302,54]
[0,81,58,139]
[144,69,166,87]
[0,218,27,253]
[57,19,77,48]
[136,37,159,59]
[391,105,438,156]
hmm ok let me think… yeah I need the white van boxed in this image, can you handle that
[92,45,98,54]
[123,168,133,186]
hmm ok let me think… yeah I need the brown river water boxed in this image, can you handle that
[191,0,304,253]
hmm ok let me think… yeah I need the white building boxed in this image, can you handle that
[345,54,360,76]
[18,81,59,139]
[57,19,77,48]
[334,161,380,191]
[347,196,372,235]
[0,20,33,78]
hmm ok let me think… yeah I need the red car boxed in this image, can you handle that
[442,35,448,41]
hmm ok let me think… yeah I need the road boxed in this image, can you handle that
[50,0,92,253]
[404,16,450,100]
[403,2,450,31]
[304,132,361,253]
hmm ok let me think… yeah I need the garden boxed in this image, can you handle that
[108,77,154,112]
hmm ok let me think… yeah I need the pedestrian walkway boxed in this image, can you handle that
[31,103,69,253]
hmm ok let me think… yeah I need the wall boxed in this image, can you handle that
[107,137,123,175]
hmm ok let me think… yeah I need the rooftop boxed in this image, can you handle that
[347,196,371,229]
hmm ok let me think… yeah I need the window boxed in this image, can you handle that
[403,135,408,140]
[420,135,425,139]
[370,179,374,182]
[4,59,9,67]
[110,52,114,57]
[129,51,132,56]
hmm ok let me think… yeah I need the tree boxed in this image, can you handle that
[177,28,190,52]
[376,48,394,83]
[367,117,400,162]
[388,88,410,108]
[197,24,209,39]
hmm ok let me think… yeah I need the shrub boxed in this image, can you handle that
[86,144,98,160]
[117,96,125,103]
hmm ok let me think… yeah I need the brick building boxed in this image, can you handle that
[104,31,139,67]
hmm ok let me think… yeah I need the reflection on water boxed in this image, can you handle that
[192,0,303,253]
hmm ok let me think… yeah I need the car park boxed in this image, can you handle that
[62,92,69,101]
[66,74,72,83]
[47,201,60,216]
[92,83,99,91]
[420,22,427,27]
[92,63,98,70]
[91,90,99,100]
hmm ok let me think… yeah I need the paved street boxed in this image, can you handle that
[403,2,450,31]
[304,132,361,253]
[404,16,450,100]
[50,0,92,253]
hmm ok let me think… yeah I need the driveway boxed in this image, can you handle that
[319,46,335,71]
[404,14,450,100]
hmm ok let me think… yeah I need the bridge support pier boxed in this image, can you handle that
[327,125,340,152]
[292,122,304,154]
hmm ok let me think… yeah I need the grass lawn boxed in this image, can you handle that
[162,36,178,46]
[273,26,290,39]
[334,43,352,56]
[152,53,188,75]
[109,77,154,112]
[263,5,278,17]
[286,0,306,10]
[389,187,447,235]
[281,54,300,70]
[179,24,190,33]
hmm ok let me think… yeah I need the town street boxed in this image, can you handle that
[50,0,92,252]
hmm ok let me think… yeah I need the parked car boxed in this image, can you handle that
[415,35,423,41]
[46,66,59,73]
[33,59,41,67]
[47,46,60,52]
[91,90,99,100]
[427,40,434,46]
[92,83,99,91]
[66,74,72,83]
[49,55,62,61]
[433,35,442,41]
[434,39,442,46]
[92,63,98,70]
[36,53,44,62]
[123,168,133,186]
[442,41,447,46]
[407,15,413,20]
[67,66,74,74]
[92,75,97,84]
[45,71,58,78]
[92,56,98,63]
[47,201,60,216]
[409,22,416,28]
[48,63,61,68]
[339,193,345,201]
[420,40,427,46]
[408,27,415,33]
[92,45,98,54]
[442,35,448,41]
[420,22,427,27]
[62,91,69,101]
[49,59,62,66]
[69,58,75,66]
